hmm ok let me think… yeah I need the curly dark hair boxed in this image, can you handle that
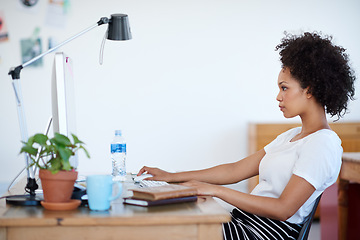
[275,31,356,120]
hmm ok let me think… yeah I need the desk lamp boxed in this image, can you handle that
[6,14,132,206]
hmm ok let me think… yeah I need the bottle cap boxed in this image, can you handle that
[115,130,122,136]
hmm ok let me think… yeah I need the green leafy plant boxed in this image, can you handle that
[20,133,90,174]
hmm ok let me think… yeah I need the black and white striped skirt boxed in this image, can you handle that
[222,208,303,240]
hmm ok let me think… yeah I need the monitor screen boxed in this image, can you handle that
[51,52,78,168]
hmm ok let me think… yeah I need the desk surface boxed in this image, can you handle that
[0,177,230,240]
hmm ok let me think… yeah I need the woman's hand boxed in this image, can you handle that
[137,166,173,182]
[181,180,220,197]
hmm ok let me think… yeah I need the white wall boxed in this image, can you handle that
[0,0,359,189]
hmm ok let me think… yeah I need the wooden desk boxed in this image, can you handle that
[0,178,230,240]
[338,152,360,240]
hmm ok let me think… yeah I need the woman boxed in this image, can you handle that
[137,32,356,239]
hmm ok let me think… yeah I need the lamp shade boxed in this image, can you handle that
[107,14,132,41]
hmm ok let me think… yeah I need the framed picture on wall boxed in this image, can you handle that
[20,38,43,67]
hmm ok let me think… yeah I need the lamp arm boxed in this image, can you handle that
[23,23,100,68]
[9,17,110,79]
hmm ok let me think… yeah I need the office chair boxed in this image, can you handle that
[297,194,322,240]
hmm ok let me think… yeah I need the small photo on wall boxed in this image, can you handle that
[0,11,9,42]
[45,0,71,28]
[48,37,59,49]
[20,38,43,67]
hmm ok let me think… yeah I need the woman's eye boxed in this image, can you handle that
[281,86,288,91]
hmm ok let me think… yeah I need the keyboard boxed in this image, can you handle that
[139,180,169,188]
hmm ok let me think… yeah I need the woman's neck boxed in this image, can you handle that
[294,106,330,141]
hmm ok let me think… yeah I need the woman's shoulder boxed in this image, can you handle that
[300,129,342,155]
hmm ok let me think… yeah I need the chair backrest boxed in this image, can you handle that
[297,194,322,240]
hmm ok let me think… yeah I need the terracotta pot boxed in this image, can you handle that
[39,169,78,203]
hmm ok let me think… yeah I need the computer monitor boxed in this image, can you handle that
[51,52,78,168]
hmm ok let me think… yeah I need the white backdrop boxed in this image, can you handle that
[0,0,359,190]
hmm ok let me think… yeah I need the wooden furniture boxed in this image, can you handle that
[338,152,360,240]
[0,178,230,240]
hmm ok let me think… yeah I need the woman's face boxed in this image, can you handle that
[276,68,310,118]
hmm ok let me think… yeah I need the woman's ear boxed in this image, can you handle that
[305,87,312,99]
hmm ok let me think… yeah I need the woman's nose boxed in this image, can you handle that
[276,92,282,102]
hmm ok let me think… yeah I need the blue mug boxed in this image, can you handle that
[86,175,122,211]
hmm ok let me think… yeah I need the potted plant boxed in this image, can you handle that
[20,132,90,203]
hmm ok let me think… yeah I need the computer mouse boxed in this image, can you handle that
[133,174,153,183]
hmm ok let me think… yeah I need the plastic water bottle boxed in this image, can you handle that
[111,130,126,181]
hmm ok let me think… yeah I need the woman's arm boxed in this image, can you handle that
[183,174,315,221]
[137,149,265,185]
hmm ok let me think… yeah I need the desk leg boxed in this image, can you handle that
[338,178,348,240]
